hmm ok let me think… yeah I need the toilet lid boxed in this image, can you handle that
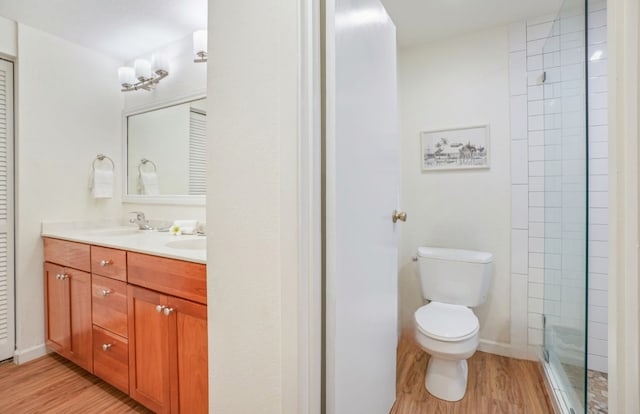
[414,302,479,342]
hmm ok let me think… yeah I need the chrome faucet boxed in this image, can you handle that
[129,211,153,230]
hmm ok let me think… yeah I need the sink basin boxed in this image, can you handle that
[165,239,206,250]
[84,228,142,237]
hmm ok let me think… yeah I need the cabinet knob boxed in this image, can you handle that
[155,305,166,313]
[56,273,69,280]
[101,289,112,297]
[100,259,113,267]
[101,343,112,351]
[163,307,174,316]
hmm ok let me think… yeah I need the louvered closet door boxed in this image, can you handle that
[0,59,14,361]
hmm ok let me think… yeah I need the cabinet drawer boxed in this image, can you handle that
[93,326,129,394]
[128,252,207,304]
[92,275,128,338]
[91,246,127,281]
[43,238,90,272]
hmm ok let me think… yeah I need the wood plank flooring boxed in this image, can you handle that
[391,333,554,414]
[2,336,553,414]
[0,353,151,414]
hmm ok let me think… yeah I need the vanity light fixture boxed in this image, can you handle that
[118,54,170,92]
[193,30,207,63]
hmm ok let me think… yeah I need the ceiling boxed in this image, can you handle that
[380,0,562,47]
[0,0,207,62]
[0,0,561,61]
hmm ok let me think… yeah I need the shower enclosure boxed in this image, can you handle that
[540,0,589,412]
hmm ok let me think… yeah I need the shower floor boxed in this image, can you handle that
[587,370,608,414]
[562,363,608,413]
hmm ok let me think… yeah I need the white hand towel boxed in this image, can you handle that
[92,169,114,199]
[140,171,160,195]
[172,219,198,234]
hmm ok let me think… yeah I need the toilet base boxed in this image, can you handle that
[425,357,468,401]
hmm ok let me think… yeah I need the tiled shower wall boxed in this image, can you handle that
[509,0,608,372]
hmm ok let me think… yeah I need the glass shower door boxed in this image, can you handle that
[541,0,588,412]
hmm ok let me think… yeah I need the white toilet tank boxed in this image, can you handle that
[417,247,493,307]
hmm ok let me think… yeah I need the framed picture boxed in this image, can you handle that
[420,125,490,171]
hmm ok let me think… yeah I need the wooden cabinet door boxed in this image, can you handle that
[44,263,69,354]
[168,296,208,414]
[128,285,171,414]
[67,268,93,372]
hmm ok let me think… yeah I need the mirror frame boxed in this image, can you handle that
[122,90,207,205]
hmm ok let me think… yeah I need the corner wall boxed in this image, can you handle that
[14,23,124,360]
[398,26,512,345]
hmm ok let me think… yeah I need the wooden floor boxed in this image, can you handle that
[391,333,554,414]
[1,338,552,414]
[0,353,151,414]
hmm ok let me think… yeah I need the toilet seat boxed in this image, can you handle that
[415,302,479,342]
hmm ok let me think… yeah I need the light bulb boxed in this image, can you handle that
[193,30,207,59]
[118,66,136,86]
[134,59,151,80]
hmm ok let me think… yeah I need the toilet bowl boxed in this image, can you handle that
[414,247,492,402]
[414,301,479,401]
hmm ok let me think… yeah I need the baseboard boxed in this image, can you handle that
[13,343,48,364]
[478,340,542,361]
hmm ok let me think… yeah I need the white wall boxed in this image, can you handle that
[0,16,16,58]
[398,26,512,344]
[14,23,123,360]
[206,0,300,412]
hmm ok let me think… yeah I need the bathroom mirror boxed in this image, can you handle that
[123,96,207,205]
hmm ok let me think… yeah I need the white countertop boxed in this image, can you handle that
[41,220,206,264]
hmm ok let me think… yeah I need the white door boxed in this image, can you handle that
[0,59,14,361]
[325,0,399,412]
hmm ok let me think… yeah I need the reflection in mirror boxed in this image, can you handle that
[126,98,207,196]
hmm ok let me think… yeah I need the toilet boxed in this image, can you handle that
[414,246,493,402]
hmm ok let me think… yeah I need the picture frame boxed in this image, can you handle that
[420,125,490,172]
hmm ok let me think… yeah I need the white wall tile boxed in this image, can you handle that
[589,224,609,241]
[589,92,608,110]
[529,206,544,222]
[588,43,608,61]
[587,354,608,373]
[528,297,543,313]
[528,161,544,178]
[589,256,608,274]
[529,191,545,207]
[512,184,529,229]
[509,51,527,96]
[588,9,607,29]
[588,26,607,44]
[589,208,608,225]
[589,125,608,142]
[589,158,608,175]
[510,94,528,139]
[589,191,608,208]
[589,304,608,323]
[510,274,528,345]
[589,240,608,258]
[527,54,544,71]
[511,141,528,184]
[588,321,608,340]
[528,85,543,100]
[512,229,529,274]
[529,222,545,238]
[589,141,608,160]
[589,273,608,291]
[589,60,608,77]
[528,312,543,330]
[528,99,544,116]
[529,253,544,269]
[589,289,608,307]
[589,76,608,93]
[528,237,544,253]
[528,328,543,345]
[590,108,608,125]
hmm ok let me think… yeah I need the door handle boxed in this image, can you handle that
[392,210,407,223]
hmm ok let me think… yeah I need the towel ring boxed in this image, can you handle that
[138,158,157,175]
[93,154,115,171]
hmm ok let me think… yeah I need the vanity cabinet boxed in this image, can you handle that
[43,236,207,414]
[43,239,93,373]
[91,244,130,394]
[128,254,208,414]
